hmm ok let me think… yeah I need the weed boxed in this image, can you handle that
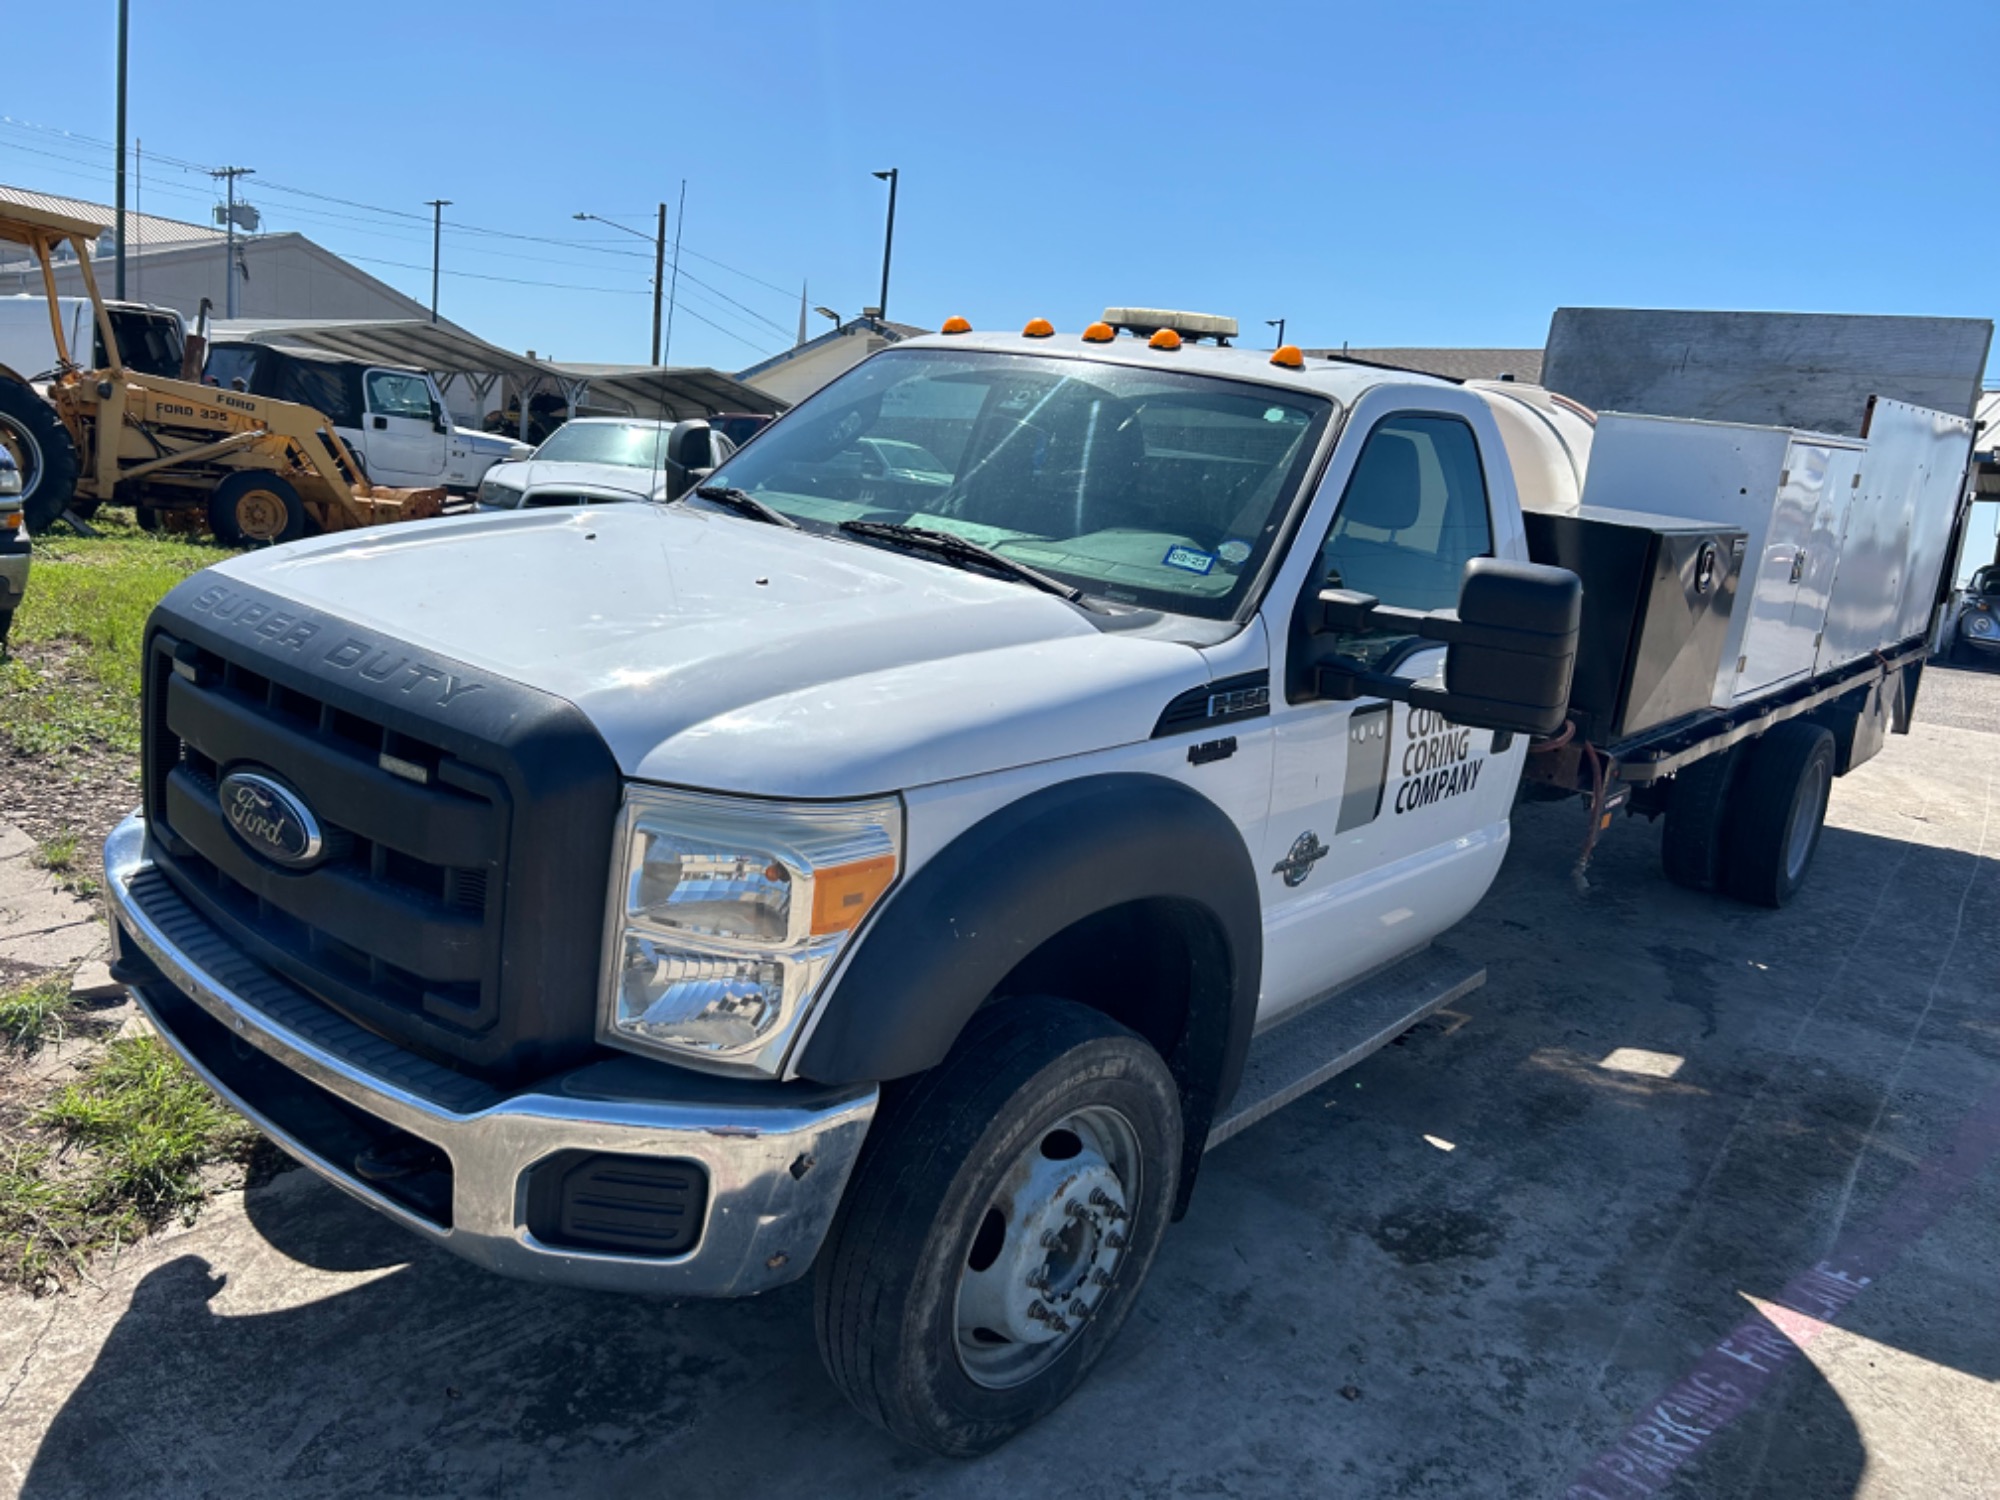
[0,973,75,1053]
[1,1036,258,1290]
[33,830,78,874]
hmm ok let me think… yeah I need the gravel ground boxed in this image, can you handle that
[1914,657,2000,734]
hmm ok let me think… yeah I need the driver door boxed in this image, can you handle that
[1256,409,1523,1026]
[362,369,447,485]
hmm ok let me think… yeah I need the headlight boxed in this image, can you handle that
[476,475,521,507]
[600,787,901,1074]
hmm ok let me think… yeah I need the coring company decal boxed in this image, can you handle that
[1395,707,1484,814]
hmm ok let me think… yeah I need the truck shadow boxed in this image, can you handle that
[22,809,2000,1498]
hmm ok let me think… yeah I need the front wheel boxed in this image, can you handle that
[208,471,306,546]
[814,997,1182,1457]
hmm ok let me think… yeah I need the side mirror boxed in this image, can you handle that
[1304,557,1581,738]
[430,400,448,434]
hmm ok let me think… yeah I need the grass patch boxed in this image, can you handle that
[1,1035,258,1291]
[33,830,78,874]
[0,973,75,1053]
[0,517,235,762]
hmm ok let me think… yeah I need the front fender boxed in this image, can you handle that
[792,773,1263,1192]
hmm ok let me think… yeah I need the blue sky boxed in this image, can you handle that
[3,0,1997,380]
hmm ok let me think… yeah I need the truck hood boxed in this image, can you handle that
[455,430,533,461]
[209,506,1214,797]
[482,458,668,501]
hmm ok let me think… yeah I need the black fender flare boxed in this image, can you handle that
[793,772,1262,1207]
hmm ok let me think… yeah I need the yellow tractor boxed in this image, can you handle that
[0,201,443,543]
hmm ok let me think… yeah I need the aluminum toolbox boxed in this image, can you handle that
[1522,507,1744,743]
[1577,404,1973,707]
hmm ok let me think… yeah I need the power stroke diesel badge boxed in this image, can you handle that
[1272,831,1330,888]
[219,769,326,869]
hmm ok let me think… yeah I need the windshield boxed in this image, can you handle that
[705,348,1335,618]
[533,421,670,468]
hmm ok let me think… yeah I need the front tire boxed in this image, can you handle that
[208,471,306,546]
[814,997,1182,1458]
[1723,721,1836,908]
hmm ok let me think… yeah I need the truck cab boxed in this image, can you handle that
[0,294,185,380]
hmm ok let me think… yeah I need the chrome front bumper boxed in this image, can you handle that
[103,812,877,1296]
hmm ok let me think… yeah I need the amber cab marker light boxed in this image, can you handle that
[941,315,973,334]
[1081,321,1115,343]
[1023,317,1055,338]
[1148,328,1182,350]
[1271,344,1305,369]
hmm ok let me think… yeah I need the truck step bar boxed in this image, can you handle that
[1206,946,1486,1150]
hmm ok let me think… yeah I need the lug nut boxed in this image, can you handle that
[1048,1315,1072,1335]
[1091,1268,1111,1287]
[1028,1300,1052,1323]
[1041,1228,1062,1248]
[1106,1231,1127,1250]
[1025,1266,1050,1290]
[1065,1200,1091,1221]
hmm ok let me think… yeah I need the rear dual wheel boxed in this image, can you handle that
[1661,721,1836,907]
[815,997,1181,1458]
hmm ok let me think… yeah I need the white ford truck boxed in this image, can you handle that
[103,308,1975,1456]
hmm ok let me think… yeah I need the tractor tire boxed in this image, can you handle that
[1722,721,1837,908]
[208,471,307,547]
[0,378,80,534]
[1661,743,1744,891]
[814,997,1181,1458]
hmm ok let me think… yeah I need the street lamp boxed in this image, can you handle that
[1266,317,1287,348]
[576,208,668,365]
[814,306,842,327]
[871,168,898,325]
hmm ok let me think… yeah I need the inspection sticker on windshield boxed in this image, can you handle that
[1217,539,1252,565]
[1162,545,1217,576]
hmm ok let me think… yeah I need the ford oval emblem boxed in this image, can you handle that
[219,769,325,869]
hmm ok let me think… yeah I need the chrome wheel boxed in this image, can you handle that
[954,1104,1141,1389]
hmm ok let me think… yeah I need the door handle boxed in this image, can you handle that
[372,416,388,430]
[1789,551,1804,584]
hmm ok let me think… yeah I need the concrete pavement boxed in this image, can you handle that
[2,665,1996,1498]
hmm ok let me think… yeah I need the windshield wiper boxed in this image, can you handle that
[838,520,1084,603]
[692,484,799,529]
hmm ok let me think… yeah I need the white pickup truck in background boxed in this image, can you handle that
[0,293,187,381]
[100,305,1984,1458]
[202,339,530,493]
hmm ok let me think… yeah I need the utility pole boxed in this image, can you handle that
[1266,317,1286,348]
[114,0,129,298]
[661,180,686,367]
[650,202,667,365]
[211,166,254,318]
[425,198,452,323]
[871,168,898,324]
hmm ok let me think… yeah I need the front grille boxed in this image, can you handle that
[148,641,510,1038]
[139,577,624,1083]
